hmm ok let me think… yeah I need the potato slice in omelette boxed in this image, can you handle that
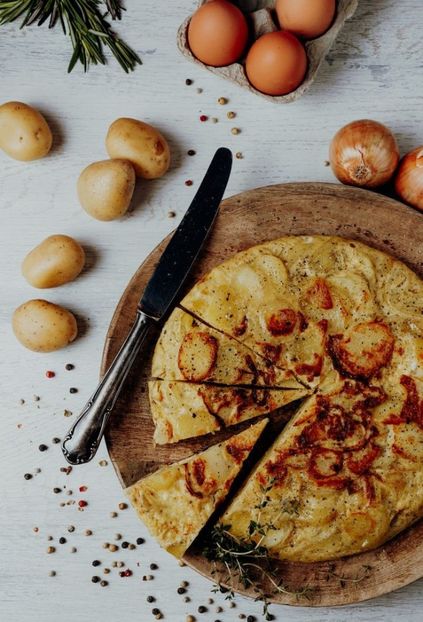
[149,380,307,444]
[152,307,302,388]
[125,419,268,558]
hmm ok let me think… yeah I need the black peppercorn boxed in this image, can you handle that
[53,487,61,494]
[38,444,48,452]
[69,387,78,394]
[136,537,145,545]
[152,608,160,615]
[59,537,66,544]
[147,596,155,603]
[24,473,32,480]
[198,606,207,613]
[150,563,158,570]
[91,576,100,583]
[177,587,186,594]
[185,78,193,85]
[65,364,75,370]
[247,617,256,622]
[121,541,129,549]
[52,437,61,444]
[92,560,101,567]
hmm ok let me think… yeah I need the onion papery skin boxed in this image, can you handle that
[329,119,400,189]
[394,146,423,212]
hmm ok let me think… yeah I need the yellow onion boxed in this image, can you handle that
[394,146,423,212]
[329,120,399,188]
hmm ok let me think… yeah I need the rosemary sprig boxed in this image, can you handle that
[203,524,315,621]
[0,0,141,73]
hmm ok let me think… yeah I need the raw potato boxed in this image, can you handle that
[77,159,136,221]
[0,101,52,161]
[106,118,170,179]
[12,299,78,353]
[22,234,85,288]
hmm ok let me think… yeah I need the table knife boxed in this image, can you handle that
[62,147,233,465]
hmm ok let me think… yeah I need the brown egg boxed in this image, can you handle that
[245,31,307,96]
[187,0,249,67]
[275,0,336,39]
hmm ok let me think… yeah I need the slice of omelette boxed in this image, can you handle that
[149,380,307,444]
[125,419,268,558]
[220,376,423,562]
[151,307,301,388]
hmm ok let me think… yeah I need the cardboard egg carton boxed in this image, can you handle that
[177,0,359,103]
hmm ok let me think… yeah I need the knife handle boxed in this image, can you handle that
[62,310,151,465]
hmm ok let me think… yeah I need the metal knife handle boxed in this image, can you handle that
[62,311,151,465]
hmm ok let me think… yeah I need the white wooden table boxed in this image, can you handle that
[1,1,422,621]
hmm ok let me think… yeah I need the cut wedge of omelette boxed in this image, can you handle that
[152,307,302,388]
[125,419,268,558]
[142,234,423,562]
[149,380,307,444]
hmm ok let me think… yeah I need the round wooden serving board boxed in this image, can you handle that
[102,182,423,607]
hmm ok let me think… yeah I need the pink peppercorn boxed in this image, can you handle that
[78,500,88,508]
[46,371,55,378]
[199,115,208,122]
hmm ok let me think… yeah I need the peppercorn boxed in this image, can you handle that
[238,615,246,620]
[65,363,75,370]
[229,601,236,608]
[147,596,155,603]
[177,587,186,594]
[168,210,176,218]
[52,437,61,444]
[45,370,55,378]
[184,597,190,603]
[185,179,193,186]
[121,541,129,549]
[208,598,214,604]
[185,79,193,85]
[78,500,88,508]
[119,569,132,577]
[247,616,256,622]
[103,568,110,574]
[70,547,77,553]
[187,149,196,156]
[47,546,55,554]
[199,115,208,122]
[152,609,160,616]
[67,525,75,533]
[85,529,93,536]
[235,152,243,159]
[114,533,122,541]
[99,460,108,467]
[198,606,207,613]
[48,570,56,577]
[59,537,66,544]
[231,127,240,135]
[218,97,228,105]
[53,488,61,494]
[92,560,101,567]
[69,387,78,394]
[136,537,145,545]
[227,111,236,119]
[110,511,118,518]
[38,444,48,452]
[100,580,108,587]
[150,563,158,570]
[181,580,189,588]
[128,543,136,550]
[108,544,118,552]
[91,576,100,583]
[117,561,124,568]
[24,473,32,480]
[216,607,223,613]
[186,616,196,622]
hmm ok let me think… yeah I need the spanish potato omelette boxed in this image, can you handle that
[131,235,423,563]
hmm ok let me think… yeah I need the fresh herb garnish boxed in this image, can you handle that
[0,0,141,73]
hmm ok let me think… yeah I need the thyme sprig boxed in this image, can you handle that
[203,524,315,620]
[0,0,141,72]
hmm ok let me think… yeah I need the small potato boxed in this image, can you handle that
[77,159,136,221]
[106,118,170,179]
[12,299,78,353]
[0,101,52,161]
[22,234,85,288]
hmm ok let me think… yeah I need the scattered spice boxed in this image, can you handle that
[69,387,78,394]
[152,609,160,616]
[92,576,100,583]
[78,500,88,508]
[53,488,62,494]
[52,437,61,444]
[100,580,108,587]
[187,149,196,156]
[227,111,236,119]
[117,561,124,568]
[109,544,119,552]
[24,473,32,480]
[247,616,256,622]
[231,127,240,135]
[208,598,214,604]
[218,97,228,105]
[45,370,55,378]
[238,615,246,620]
[59,537,67,544]
[119,569,132,577]
[129,543,136,550]
[181,580,189,588]
[104,568,110,575]
[185,79,193,85]
[64,410,73,417]
[229,602,236,608]
[33,395,40,401]
[92,560,101,567]
[38,444,48,452]
[177,587,186,595]
[197,88,203,94]
[198,606,207,614]
[199,115,208,122]
[118,502,128,510]
[211,117,218,123]
[150,563,158,570]
[186,616,196,622]
[216,607,223,614]
[49,570,56,577]
[67,525,75,533]
[99,460,108,467]
[185,179,193,186]
[85,529,93,536]
[184,597,190,603]
[47,535,53,541]
[70,547,77,553]
[65,363,75,371]
[168,210,176,218]
[47,546,55,554]
[61,466,72,474]
[33,527,39,533]
[34,468,41,474]
[79,486,87,492]
[136,537,145,545]
[115,533,122,541]
[19,398,25,405]
[235,152,243,159]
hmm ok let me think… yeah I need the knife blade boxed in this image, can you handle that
[62,147,233,465]
[140,146,232,320]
